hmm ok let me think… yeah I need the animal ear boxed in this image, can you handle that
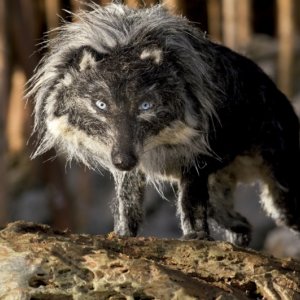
[140,48,163,65]
[68,46,106,71]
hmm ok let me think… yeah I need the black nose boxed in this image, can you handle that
[111,150,138,171]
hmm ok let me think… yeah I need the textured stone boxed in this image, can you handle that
[0,221,299,299]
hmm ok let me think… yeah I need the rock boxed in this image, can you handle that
[0,221,299,299]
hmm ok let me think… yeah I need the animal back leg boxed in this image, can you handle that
[208,170,251,246]
[260,151,300,232]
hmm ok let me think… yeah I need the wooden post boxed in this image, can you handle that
[163,0,186,15]
[277,0,295,98]
[143,0,159,6]
[207,0,222,41]
[71,0,83,12]
[222,0,252,50]
[237,0,252,47]
[45,0,61,35]
[0,0,9,227]
[126,0,139,8]
[222,0,237,49]
[99,0,112,6]
[6,69,27,154]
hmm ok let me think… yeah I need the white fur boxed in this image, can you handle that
[79,50,98,71]
[47,116,109,162]
[208,153,284,225]
[137,111,157,122]
[140,48,163,64]
[143,121,199,150]
[260,182,281,220]
[61,73,73,86]
[113,172,132,235]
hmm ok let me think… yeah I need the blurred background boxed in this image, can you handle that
[1,0,300,258]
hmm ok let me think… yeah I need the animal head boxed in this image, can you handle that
[27,4,220,172]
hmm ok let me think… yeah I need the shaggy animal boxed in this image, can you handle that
[27,3,300,245]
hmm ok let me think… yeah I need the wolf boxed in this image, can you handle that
[27,3,300,246]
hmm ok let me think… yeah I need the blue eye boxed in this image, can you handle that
[139,101,153,111]
[96,100,107,110]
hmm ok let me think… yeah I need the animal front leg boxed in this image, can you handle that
[112,171,146,236]
[178,170,210,240]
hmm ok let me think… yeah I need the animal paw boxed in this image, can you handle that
[181,231,214,241]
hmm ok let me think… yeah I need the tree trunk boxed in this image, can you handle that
[0,221,299,299]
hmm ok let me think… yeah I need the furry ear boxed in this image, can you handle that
[140,48,163,65]
[68,46,106,71]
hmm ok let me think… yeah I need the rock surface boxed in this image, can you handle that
[0,221,299,299]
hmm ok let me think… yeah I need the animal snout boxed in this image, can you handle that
[111,149,138,171]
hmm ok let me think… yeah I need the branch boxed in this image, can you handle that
[0,221,299,299]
